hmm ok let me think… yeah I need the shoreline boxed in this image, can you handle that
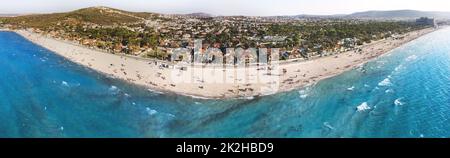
[12,27,437,99]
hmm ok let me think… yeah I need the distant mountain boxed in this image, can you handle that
[347,10,450,19]
[281,10,450,20]
[183,12,214,18]
[291,14,344,19]
[0,14,19,17]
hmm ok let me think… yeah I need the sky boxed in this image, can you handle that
[1,0,449,16]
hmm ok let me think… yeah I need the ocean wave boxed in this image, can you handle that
[394,98,405,106]
[347,86,355,91]
[147,88,164,94]
[299,89,309,99]
[394,65,404,72]
[323,122,335,130]
[61,81,69,87]
[378,77,392,87]
[385,89,394,93]
[356,102,371,112]
[167,113,176,118]
[109,85,119,91]
[188,95,211,100]
[146,107,158,115]
[245,96,255,100]
[405,55,418,62]
[355,65,365,72]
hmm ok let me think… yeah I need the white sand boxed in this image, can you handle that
[14,28,435,99]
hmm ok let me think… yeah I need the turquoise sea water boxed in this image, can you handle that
[1,28,450,138]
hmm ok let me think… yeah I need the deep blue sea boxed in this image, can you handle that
[1,28,450,138]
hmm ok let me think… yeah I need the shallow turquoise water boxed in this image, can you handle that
[1,28,449,138]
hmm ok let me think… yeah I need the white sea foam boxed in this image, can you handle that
[188,95,211,100]
[356,102,371,112]
[167,114,176,118]
[108,86,119,93]
[323,122,335,130]
[385,89,394,93]
[245,96,255,100]
[109,85,118,91]
[394,98,405,106]
[146,107,158,115]
[394,65,404,72]
[299,89,309,99]
[61,81,69,87]
[147,88,164,94]
[347,86,355,91]
[299,94,308,99]
[237,96,256,100]
[378,78,392,86]
[405,55,418,62]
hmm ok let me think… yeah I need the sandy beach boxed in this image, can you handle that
[14,28,435,99]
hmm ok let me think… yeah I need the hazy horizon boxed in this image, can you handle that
[1,0,449,16]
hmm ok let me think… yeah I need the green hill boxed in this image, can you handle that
[2,6,156,28]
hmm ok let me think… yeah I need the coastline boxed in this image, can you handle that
[12,28,436,99]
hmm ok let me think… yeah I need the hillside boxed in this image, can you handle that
[1,6,157,28]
